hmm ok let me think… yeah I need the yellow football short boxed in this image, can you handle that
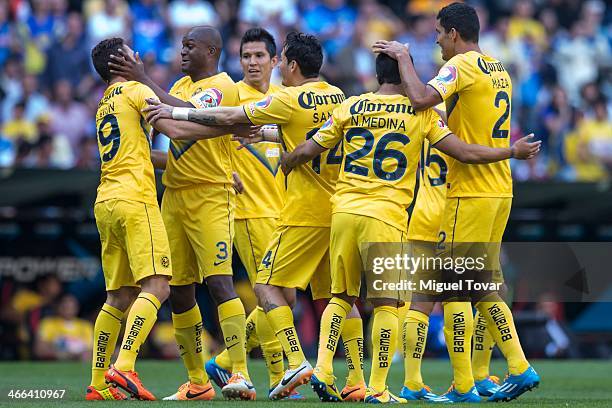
[234,217,278,286]
[162,184,235,286]
[438,197,510,283]
[330,212,408,301]
[94,199,172,291]
[255,224,331,300]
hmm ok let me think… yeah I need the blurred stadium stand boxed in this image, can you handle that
[0,0,611,361]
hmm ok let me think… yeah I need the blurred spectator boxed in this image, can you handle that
[2,101,38,143]
[575,98,612,176]
[303,0,356,62]
[168,0,218,34]
[34,294,93,360]
[0,0,13,67]
[535,293,571,358]
[397,14,437,81]
[508,0,547,49]
[44,12,91,91]
[238,0,298,28]
[86,0,131,46]
[131,0,170,63]
[0,57,24,119]
[48,79,89,155]
[2,74,50,123]
[74,136,99,169]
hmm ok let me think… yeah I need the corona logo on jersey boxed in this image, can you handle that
[477,57,507,75]
[193,88,223,108]
[297,91,345,111]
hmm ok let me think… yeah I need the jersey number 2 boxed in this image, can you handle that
[492,91,510,138]
[98,114,121,161]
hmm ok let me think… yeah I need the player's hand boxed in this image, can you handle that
[143,98,173,123]
[511,133,541,160]
[232,126,264,150]
[108,45,147,83]
[232,171,245,194]
[280,151,293,176]
[372,40,410,60]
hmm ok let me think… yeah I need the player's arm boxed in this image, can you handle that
[150,117,250,140]
[109,45,192,107]
[151,149,167,169]
[143,98,249,126]
[372,40,442,110]
[281,139,328,174]
[434,133,541,163]
[233,125,280,150]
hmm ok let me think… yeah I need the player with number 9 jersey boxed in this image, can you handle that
[95,80,172,289]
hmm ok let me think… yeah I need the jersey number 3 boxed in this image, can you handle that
[98,114,121,161]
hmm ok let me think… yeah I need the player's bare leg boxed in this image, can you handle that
[105,275,170,401]
[255,283,313,399]
[206,275,254,400]
[87,287,139,401]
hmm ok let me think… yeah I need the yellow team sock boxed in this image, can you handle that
[214,307,261,373]
[315,297,351,381]
[115,292,161,372]
[172,304,208,385]
[443,301,474,394]
[256,307,285,387]
[472,310,496,381]
[396,303,409,352]
[369,306,399,393]
[342,317,365,387]
[402,309,429,391]
[245,308,260,352]
[218,298,249,378]
[476,296,529,375]
[90,303,124,389]
[266,306,305,369]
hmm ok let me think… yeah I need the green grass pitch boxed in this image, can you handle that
[0,359,610,406]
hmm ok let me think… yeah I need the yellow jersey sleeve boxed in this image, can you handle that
[427,54,475,101]
[424,109,452,146]
[129,83,157,114]
[244,89,293,125]
[313,108,344,149]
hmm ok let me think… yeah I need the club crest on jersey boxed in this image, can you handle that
[193,88,223,108]
[436,65,457,84]
[321,116,333,130]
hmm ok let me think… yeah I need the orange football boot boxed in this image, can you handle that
[341,381,366,401]
[163,381,216,401]
[105,365,156,400]
[85,385,127,400]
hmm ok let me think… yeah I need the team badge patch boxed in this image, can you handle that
[435,65,457,84]
[255,96,272,109]
[193,88,223,108]
[321,116,333,130]
[161,256,170,268]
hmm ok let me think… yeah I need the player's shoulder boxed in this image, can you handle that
[169,75,191,91]
[318,80,345,97]
[268,83,282,94]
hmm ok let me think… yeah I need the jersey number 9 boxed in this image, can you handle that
[97,114,121,162]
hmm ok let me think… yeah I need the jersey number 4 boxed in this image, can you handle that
[97,114,121,161]
[305,127,343,174]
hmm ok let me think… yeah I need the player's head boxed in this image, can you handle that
[240,27,278,86]
[181,25,223,77]
[375,53,401,86]
[91,37,127,83]
[435,2,480,61]
[279,32,323,86]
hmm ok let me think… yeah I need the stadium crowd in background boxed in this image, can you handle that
[0,0,610,180]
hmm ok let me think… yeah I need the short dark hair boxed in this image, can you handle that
[240,27,277,58]
[283,32,323,78]
[91,37,124,82]
[437,2,480,43]
[376,53,401,85]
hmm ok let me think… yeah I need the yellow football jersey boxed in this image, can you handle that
[163,72,239,189]
[313,92,451,232]
[233,80,284,219]
[428,51,513,198]
[407,139,449,242]
[244,81,345,227]
[95,81,157,205]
